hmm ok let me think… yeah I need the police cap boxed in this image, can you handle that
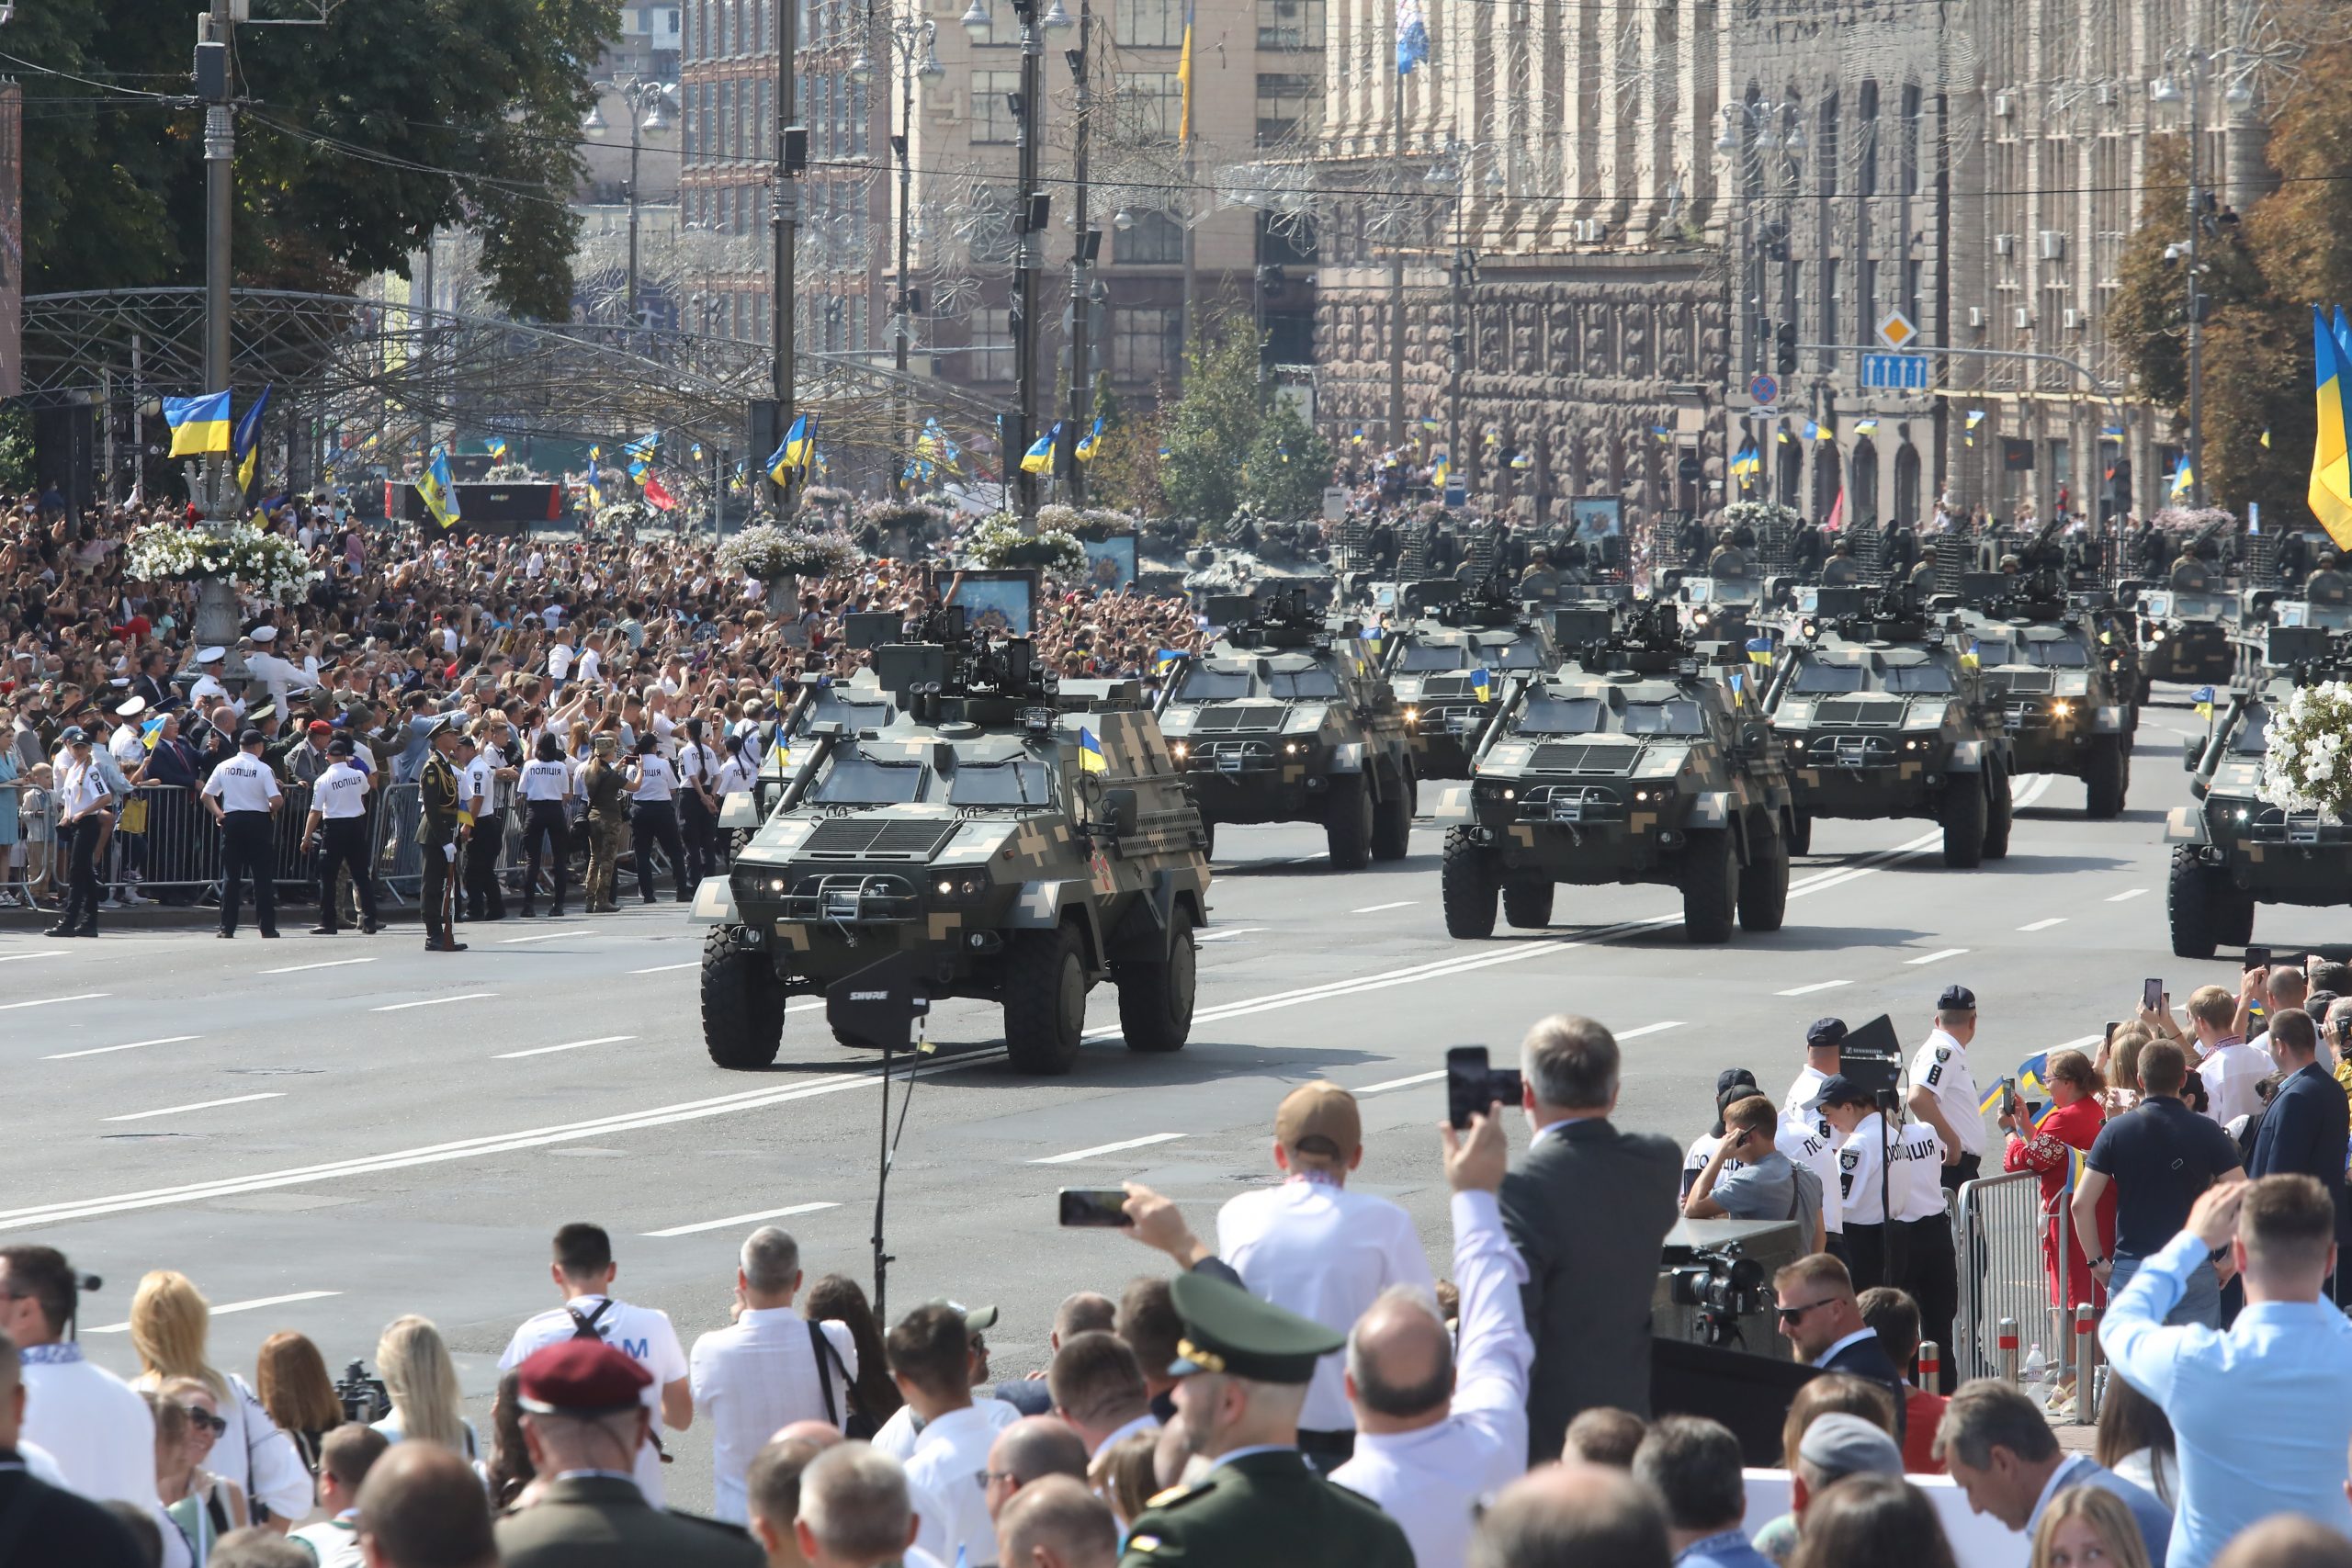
[237,728,266,748]
[1164,1269,1343,1385]
[1937,985,1977,1013]
[327,736,356,757]
[1805,1017,1849,1051]
[1808,1074,1876,1111]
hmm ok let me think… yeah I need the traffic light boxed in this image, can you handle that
[1776,321,1798,377]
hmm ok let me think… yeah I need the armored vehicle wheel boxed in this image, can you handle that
[2167,850,2221,960]
[1201,818,1215,860]
[1502,880,1555,930]
[1004,923,1087,1074]
[1682,829,1737,943]
[1115,908,1197,1053]
[1325,775,1374,871]
[1983,753,2013,862]
[1786,810,1814,856]
[702,928,786,1069]
[1371,773,1413,863]
[2085,736,2126,820]
[1441,829,1499,939]
[2216,886,2256,948]
[1737,826,1790,934]
[1940,775,1987,869]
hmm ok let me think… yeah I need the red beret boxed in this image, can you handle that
[516,1339,650,1416]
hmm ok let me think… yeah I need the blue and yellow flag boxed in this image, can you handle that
[1803,420,1825,443]
[1746,636,1774,667]
[690,442,705,465]
[165,391,232,457]
[1729,443,1760,480]
[141,715,167,752]
[1777,427,1793,446]
[485,435,509,461]
[1021,424,1059,475]
[586,472,605,513]
[1419,415,1441,434]
[1078,727,1108,773]
[1961,638,1982,671]
[2310,307,2352,549]
[2170,459,2195,500]
[1176,0,1196,141]
[1470,666,1493,703]
[767,414,818,484]
[1151,649,1183,676]
[232,386,273,494]
[1351,425,1365,446]
[589,444,603,462]
[1430,456,1450,489]
[1649,425,1672,445]
[1853,418,1878,436]
[1075,417,1104,462]
[2192,684,2216,719]
[419,447,461,530]
[1510,451,1533,470]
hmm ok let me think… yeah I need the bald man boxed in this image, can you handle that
[984,1416,1090,1529]
[996,1476,1119,1568]
[357,1442,499,1568]
[1468,1464,1671,1568]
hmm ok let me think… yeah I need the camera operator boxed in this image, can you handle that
[1905,986,1982,1190]
[1683,1097,1824,1253]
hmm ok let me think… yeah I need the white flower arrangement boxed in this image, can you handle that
[717,520,863,581]
[126,523,317,604]
[1722,500,1801,532]
[593,500,652,534]
[2259,679,2352,821]
[961,512,1088,572]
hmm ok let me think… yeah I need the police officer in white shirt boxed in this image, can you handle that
[516,733,576,917]
[624,734,692,903]
[303,736,378,935]
[459,725,506,921]
[497,1224,691,1507]
[688,1227,859,1525]
[48,729,110,938]
[676,718,724,886]
[1781,1107,1847,1262]
[1820,1077,1895,1292]
[1890,1106,1956,1392]
[1906,985,1984,1188]
[201,728,284,939]
[0,1246,159,1509]
[1216,1082,1437,1472]
[712,733,756,800]
[1782,1018,1849,1142]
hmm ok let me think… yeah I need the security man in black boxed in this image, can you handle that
[201,727,285,939]
[419,718,469,953]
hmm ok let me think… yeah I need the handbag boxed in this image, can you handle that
[119,796,149,835]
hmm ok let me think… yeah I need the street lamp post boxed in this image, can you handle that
[970,0,1048,522]
[1060,0,1093,502]
[865,9,940,497]
[2152,37,2254,512]
[586,76,675,333]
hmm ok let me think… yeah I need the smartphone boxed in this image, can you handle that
[2103,1021,2120,1047]
[1057,1189,1132,1228]
[1447,1045,1521,1129]
[2245,945,2271,971]
[2000,1077,2019,1119]
[2143,977,2165,1013]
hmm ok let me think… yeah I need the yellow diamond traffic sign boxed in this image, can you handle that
[1876,310,1918,351]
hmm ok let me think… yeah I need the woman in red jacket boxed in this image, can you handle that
[2001,1047,2113,1410]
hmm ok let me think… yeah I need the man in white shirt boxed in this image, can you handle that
[201,727,285,939]
[1216,1081,1436,1471]
[690,1226,859,1526]
[1906,985,1984,1187]
[547,629,576,691]
[290,1422,389,1568]
[1889,1109,1954,1391]
[304,737,379,935]
[1781,1018,1849,1143]
[0,1246,158,1506]
[498,1223,691,1506]
[890,1303,1011,1567]
[1330,1107,1531,1568]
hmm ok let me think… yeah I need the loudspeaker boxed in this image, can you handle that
[33,401,95,524]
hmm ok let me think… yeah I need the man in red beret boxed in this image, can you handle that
[493,1340,762,1568]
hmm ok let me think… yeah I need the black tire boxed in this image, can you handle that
[1441,828,1499,939]
[1502,880,1555,930]
[1325,774,1373,870]
[2167,850,2219,960]
[1004,922,1087,1074]
[1983,751,2013,862]
[1785,809,1814,856]
[1940,773,1987,869]
[1115,908,1196,1052]
[1681,828,1737,943]
[701,928,786,1069]
[1200,818,1215,860]
[2136,671,2154,705]
[1737,823,1790,933]
[2216,886,2256,948]
[1371,770,1412,862]
[2085,736,2126,819]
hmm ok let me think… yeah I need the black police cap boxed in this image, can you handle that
[1937,985,1977,1012]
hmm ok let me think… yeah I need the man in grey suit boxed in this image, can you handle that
[1498,1013,1682,1464]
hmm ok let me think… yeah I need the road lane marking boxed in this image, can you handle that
[1031,1133,1187,1165]
[105,1093,284,1122]
[1777,980,1850,997]
[2017,918,2067,932]
[2106,888,2148,902]
[1351,901,1419,914]
[1287,852,1328,865]
[495,1034,638,1060]
[1194,928,1266,943]
[368,993,497,1012]
[45,1035,201,1061]
[0,951,67,963]
[1356,1069,1445,1094]
[644,1201,841,1237]
[261,957,377,975]
[1905,948,1970,966]
[501,930,589,943]
[0,992,109,1011]
[1619,1021,1686,1040]
[87,1291,339,1333]
[632,962,698,974]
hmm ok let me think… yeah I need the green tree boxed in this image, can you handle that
[1240,394,1332,518]
[1158,332,1264,522]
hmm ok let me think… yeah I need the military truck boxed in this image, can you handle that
[2165,624,2351,958]
[1381,579,1559,780]
[694,608,1211,1074]
[1430,602,1793,942]
[1762,585,2014,866]
[1954,581,2136,818]
[1156,591,1416,866]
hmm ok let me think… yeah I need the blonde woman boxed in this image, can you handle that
[128,1269,315,1527]
[2030,1484,2153,1568]
[370,1314,481,1461]
[151,1382,249,1562]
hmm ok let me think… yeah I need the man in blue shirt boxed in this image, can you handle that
[1631,1416,1775,1568]
[2073,1040,2243,1327]
[1931,1379,2169,1562]
[2102,1175,2352,1568]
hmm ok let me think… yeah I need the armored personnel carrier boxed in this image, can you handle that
[1954,576,2136,818]
[694,607,1211,1075]
[1381,577,1559,781]
[1430,602,1795,943]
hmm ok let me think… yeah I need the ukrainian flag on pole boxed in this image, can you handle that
[1177,0,1197,140]
[2310,306,2352,549]
[419,447,461,530]
[165,392,232,457]
[232,386,273,494]
[1078,728,1108,773]
[1021,425,1058,475]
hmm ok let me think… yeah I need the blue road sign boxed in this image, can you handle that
[1860,353,1928,390]
[1747,373,1780,406]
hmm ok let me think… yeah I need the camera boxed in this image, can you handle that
[1446,1045,1524,1129]
[1665,1243,1771,1348]
[1836,1013,1905,1111]
[335,1359,390,1424]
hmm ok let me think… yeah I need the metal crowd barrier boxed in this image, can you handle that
[1954,1167,2094,1419]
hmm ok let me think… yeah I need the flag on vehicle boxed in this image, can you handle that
[1078,727,1108,773]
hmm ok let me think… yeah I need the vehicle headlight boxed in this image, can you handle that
[1404,705,1419,726]
[2233,807,2250,823]
[1502,787,1517,800]
[1691,609,1712,628]
[2152,628,2167,642]
[1788,736,1807,750]
[2051,700,2073,717]
[1283,741,1303,755]
[932,872,988,900]
[1904,739,1920,750]
[1171,741,1189,761]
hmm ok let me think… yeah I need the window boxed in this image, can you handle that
[718,185,734,232]
[1905,257,1922,322]
[1256,0,1323,49]
[1900,83,1922,195]
[1817,92,1838,197]
[850,77,868,155]
[683,87,699,160]
[717,80,733,159]
[813,74,831,156]
[1117,210,1183,264]
[1116,0,1184,48]
[757,79,772,153]
[761,0,773,48]
[1113,306,1182,379]
[1116,72,1183,142]
[1860,258,1878,325]
[1858,79,1879,195]
[974,70,1020,143]
[1823,257,1838,347]
[1256,73,1316,146]
[971,308,1013,381]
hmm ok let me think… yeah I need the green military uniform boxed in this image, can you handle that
[418,722,468,950]
[1116,1273,1414,1568]
[1820,550,1860,585]
[581,742,630,913]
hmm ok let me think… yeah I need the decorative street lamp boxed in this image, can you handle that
[586,74,678,333]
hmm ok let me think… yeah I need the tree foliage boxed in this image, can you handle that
[1158,332,1264,521]
[16,0,613,318]
[1239,393,1332,518]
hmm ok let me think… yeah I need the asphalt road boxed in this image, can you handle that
[0,685,2267,1511]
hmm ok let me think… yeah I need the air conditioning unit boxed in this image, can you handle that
[2040,231,2068,260]
[1994,91,2015,117]
[1571,218,1607,243]
[2063,308,2081,331]
[1967,307,1985,328]
[2096,82,2118,106]
[2013,307,2034,330]
[1994,233,2016,255]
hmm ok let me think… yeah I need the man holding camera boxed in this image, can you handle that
[1906,986,1982,1190]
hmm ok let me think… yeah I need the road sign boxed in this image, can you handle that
[1747,374,1780,407]
[1860,354,1929,390]
[1876,310,1919,351]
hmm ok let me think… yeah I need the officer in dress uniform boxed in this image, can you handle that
[302,736,379,936]
[1115,1271,1414,1568]
[581,734,630,914]
[418,718,469,953]
[201,727,285,940]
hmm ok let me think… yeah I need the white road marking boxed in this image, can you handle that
[1351,900,1419,914]
[644,1201,841,1238]
[631,962,698,974]
[1905,948,1970,966]
[501,930,588,943]
[87,1291,339,1334]
[44,1035,201,1061]
[1619,1021,1686,1040]
[1193,928,1266,943]
[1287,852,1329,865]
[1030,1133,1188,1165]
[2018,918,2067,932]
[0,951,67,963]
[0,992,109,1011]
[105,1093,284,1123]
[368,993,498,1012]
[1776,980,1850,997]
[495,1034,639,1060]
[2106,888,2149,902]
[1356,1069,1445,1094]
[261,957,377,975]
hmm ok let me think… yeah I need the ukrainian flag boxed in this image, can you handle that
[1649,425,1672,445]
[589,444,603,463]
[2310,307,2352,549]
[1078,727,1108,773]
[232,386,273,494]
[1510,451,1532,469]
[1351,425,1365,446]
[586,472,605,513]
[419,447,461,530]
[1075,417,1104,462]
[1853,418,1879,436]
[1021,424,1059,475]
[1746,636,1774,667]
[767,414,819,484]
[1430,456,1450,489]
[1729,443,1760,481]
[1777,428,1793,446]
[1176,0,1196,141]
[1728,670,1747,705]
[486,435,509,460]
[1419,416,1441,433]
[2192,684,2215,719]
[690,442,705,464]
[1151,649,1183,676]
[165,391,232,457]
[1803,420,1824,443]
[2171,459,2195,500]
[1470,666,1493,703]
[1961,638,1982,671]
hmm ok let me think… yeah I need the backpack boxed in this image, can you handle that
[568,1300,617,1341]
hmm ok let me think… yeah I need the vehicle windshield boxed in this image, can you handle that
[2231,709,2269,754]
[1513,695,1606,736]
[1789,661,1867,694]
[1622,700,1707,737]
[1693,578,1761,604]
[1488,639,1549,670]
[2171,592,2228,617]
[1398,644,1467,672]
[808,752,926,804]
[1177,668,1255,702]
[1271,667,1343,700]
[1883,664,1957,694]
[946,758,1055,806]
[2023,639,2091,669]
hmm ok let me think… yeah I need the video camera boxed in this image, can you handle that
[1663,1242,1772,1348]
[334,1359,390,1424]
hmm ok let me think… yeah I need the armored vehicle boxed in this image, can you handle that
[1382,579,1559,780]
[695,608,1211,1075]
[1762,586,2014,866]
[2166,624,2352,958]
[1157,591,1416,866]
[1667,547,1779,647]
[1955,580,2136,818]
[1430,603,1795,943]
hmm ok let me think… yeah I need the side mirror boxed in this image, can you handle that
[2183,735,2201,773]
[1104,786,1140,840]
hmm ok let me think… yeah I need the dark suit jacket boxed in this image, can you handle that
[493,1475,763,1568]
[0,1462,147,1568]
[2250,1062,2351,1237]
[1498,1116,1682,1462]
[1819,1330,1910,1442]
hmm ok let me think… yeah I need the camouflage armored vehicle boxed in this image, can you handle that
[1156,590,1416,866]
[1430,602,1795,943]
[694,609,1210,1075]
[1667,547,1779,648]
[2134,526,2238,696]
[1954,581,2136,818]
[1762,585,2014,866]
[2165,624,2352,958]
[1381,579,1559,780]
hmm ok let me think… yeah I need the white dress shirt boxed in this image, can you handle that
[628,755,678,802]
[499,1295,688,1506]
[2199,1040,2274,1128]
[18,1341,158,1506]
[901,1404,1007,1568]
[689,1309,859,1525]
[1218,1175,1438,1432]
[202,754,282,813]
[1782,1065,1834,1142]
[519,760,572,802]
[312,761,371,819]
[873,1394,1020,1461]
[243,649,321,711]
[1329,1190,1531,1568]
[1093,1411,1161,1458]
[1780,1112,1846,1235]
[1838,1112,1890,1225]
[1889,1119,1950,1223]
[1908,1028,1984,1157]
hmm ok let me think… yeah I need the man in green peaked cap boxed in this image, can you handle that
[1115,1270,1413,1568]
